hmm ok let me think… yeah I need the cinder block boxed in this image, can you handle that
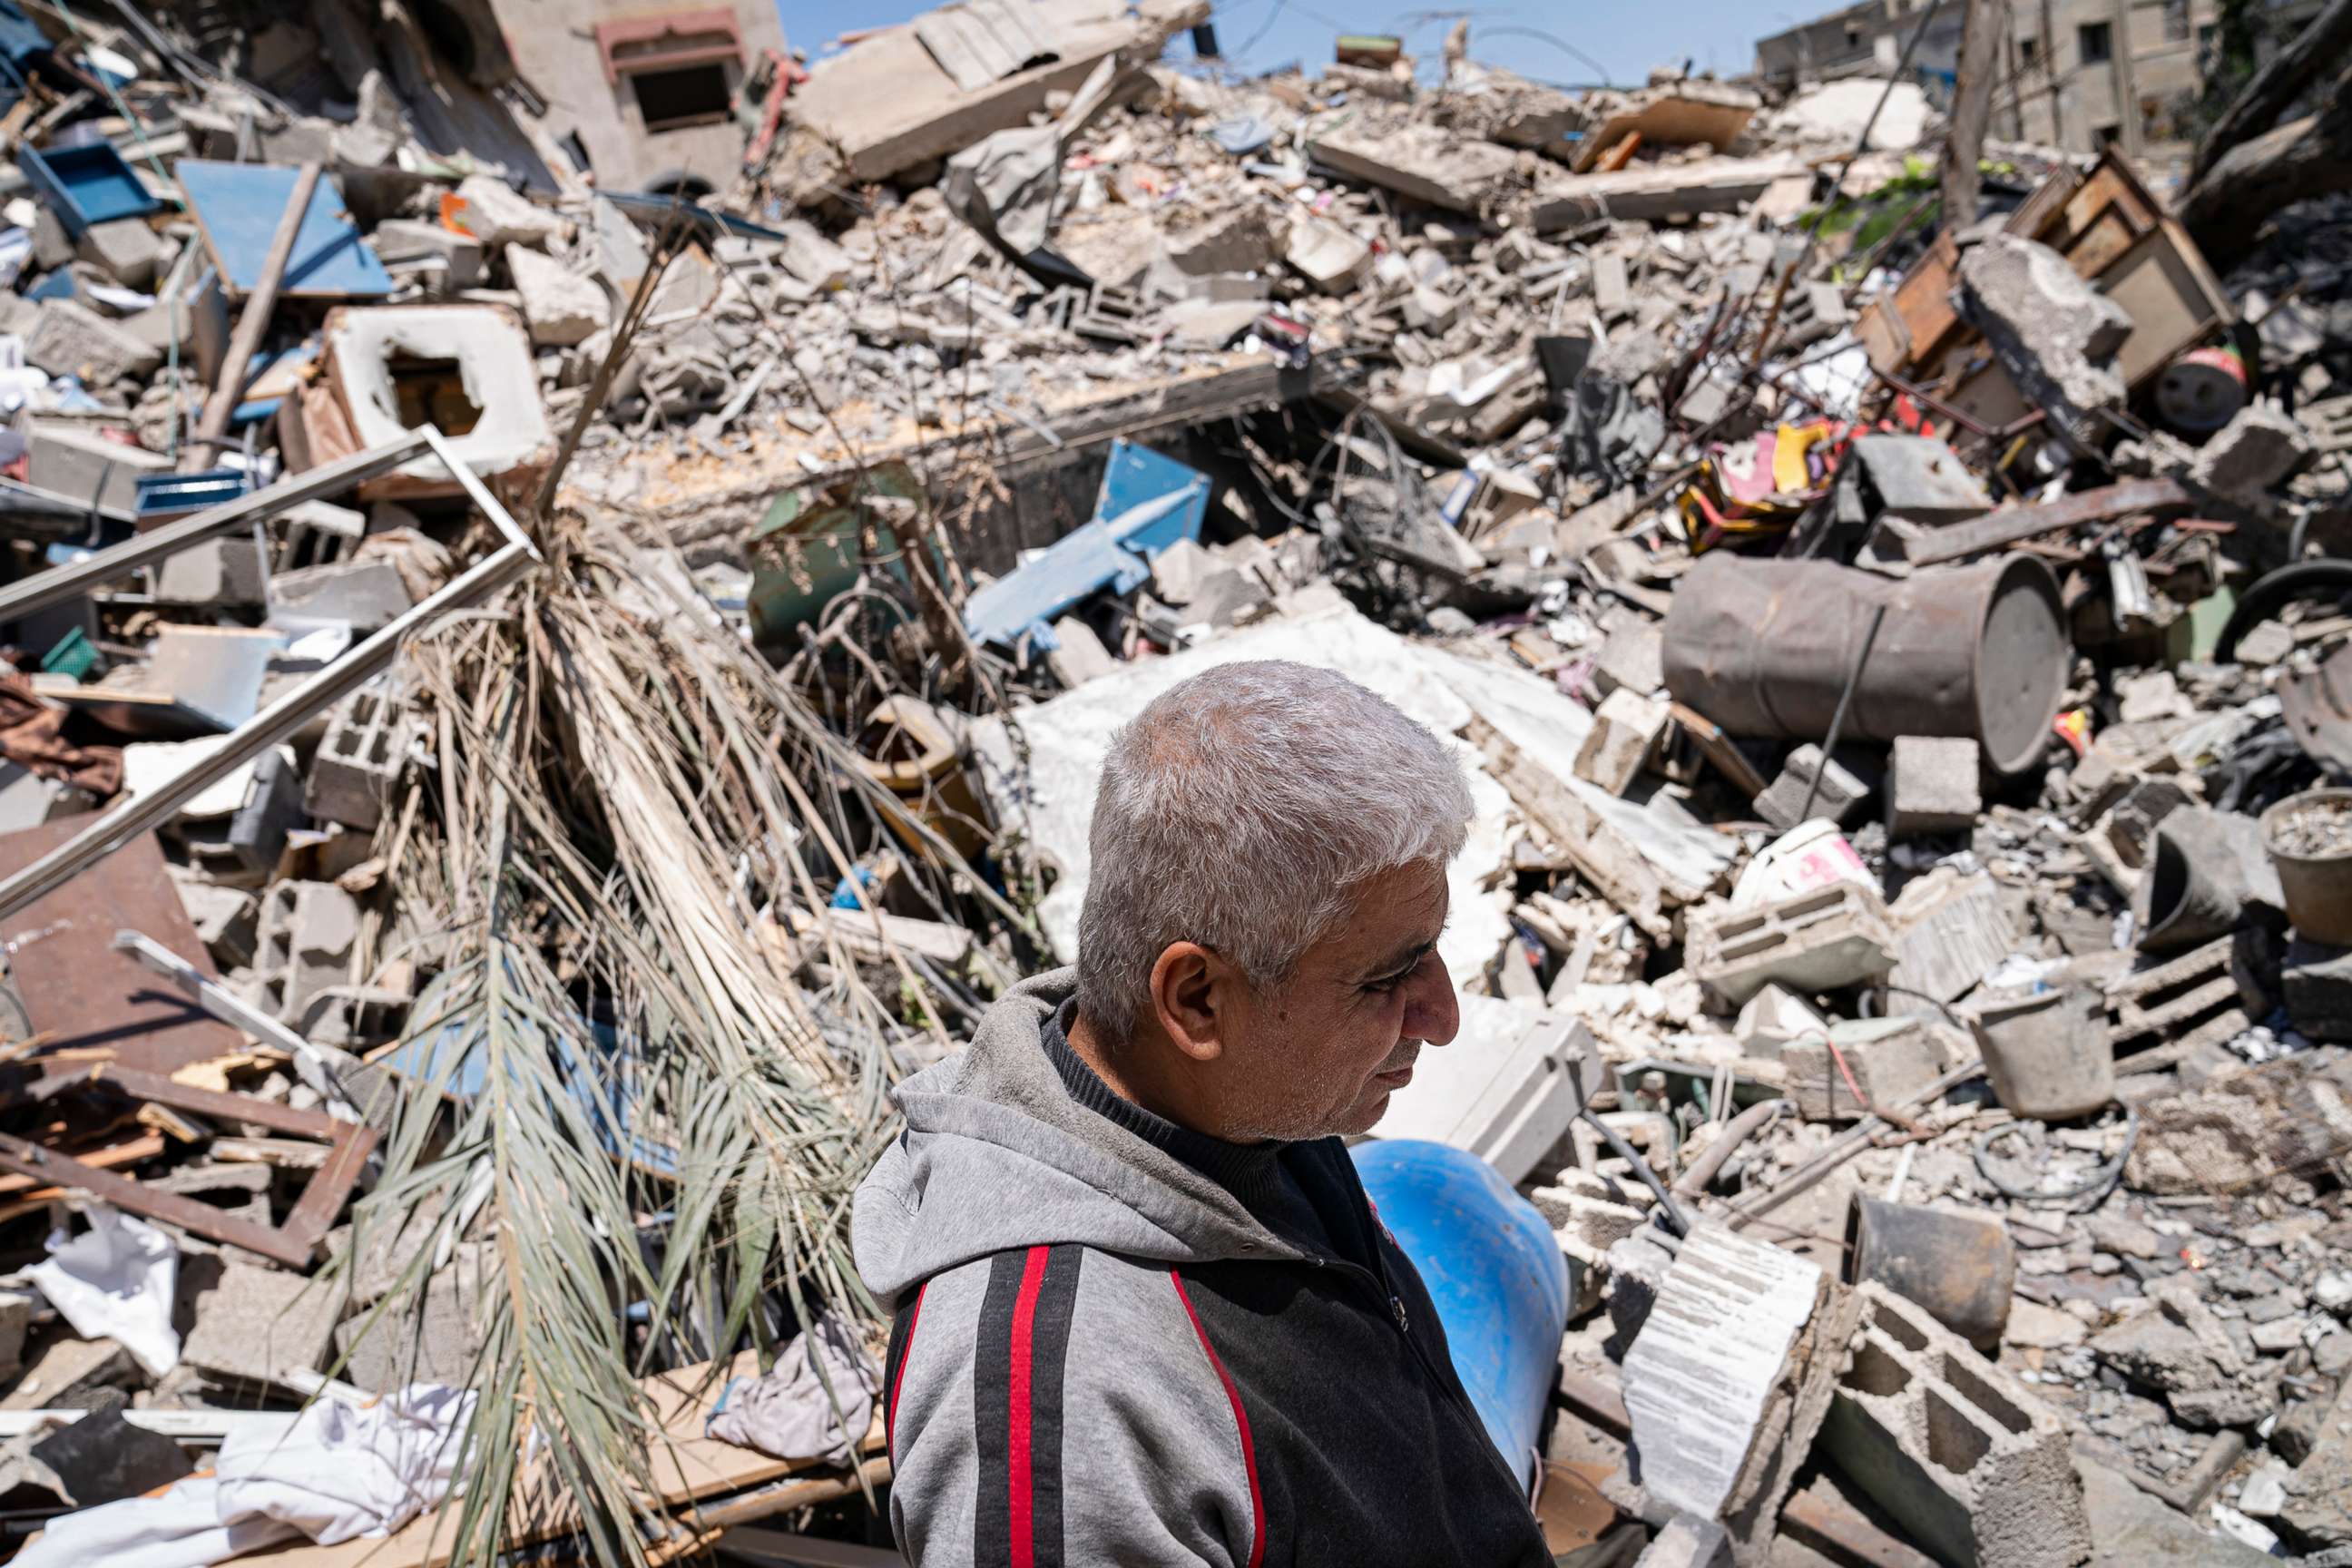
[1573,688,1670,795]
[306,685,413,830]
[1753,744,1868,833]
[1822,1284,2090,1568]
[1687,881,1898,1009]
[252,880,360,1024]
[154,536,267,606]
[74,216,165,289]
[24,298,162,383]
[1887,736,1981,838]
[1783,1016,1943,1122]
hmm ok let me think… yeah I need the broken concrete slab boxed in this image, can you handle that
[1735,984,1830,1061]
[24,421,172,516]
[74,216,166,289]
[180,1262,337,1390]
[1285,213,1374,293]
[505,245,609,347]
[270,558,414,632]
[1888,866,2016,1004]
[1592,619,1666,698]
[2278,1353,2352,1549]
[2090,1280,2281,1429]
[1574,688,1670,795]
[1823,1284,2091,1568]
[1956,234,2133,453]
[2123,1051,2352,1196]
[154,536,268,607]
[2075,1455,2278,1567]
[454,173,564,250]
[1688,882,1898,1009]
[371,218,486,289]
[1753,744,1867,834]
[1783,1016,1942,1122]
[1368,995,1602,1185]
[1531,155,1803,228]
[2189,403,2313,505]
[2282,937,2352,1041]
[25,298,163,383]
[1622,1222,1859,1564]
[1308,119,1523,215]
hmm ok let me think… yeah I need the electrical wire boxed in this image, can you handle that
[1973,1107,2140,1209]
[1579,1107,1690,1237]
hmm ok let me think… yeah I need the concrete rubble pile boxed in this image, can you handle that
[0,0,2344,1563]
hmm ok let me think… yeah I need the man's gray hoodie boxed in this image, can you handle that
[852,968,1551,1568]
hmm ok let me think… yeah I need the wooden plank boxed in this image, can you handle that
[235,1352,885,1568]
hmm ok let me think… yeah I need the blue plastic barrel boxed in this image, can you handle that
[1349,1139,1569,1486]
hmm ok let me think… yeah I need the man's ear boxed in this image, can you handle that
[1149,941,1237,1063]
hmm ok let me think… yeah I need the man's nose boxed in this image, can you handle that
[1401,955,1460,1047]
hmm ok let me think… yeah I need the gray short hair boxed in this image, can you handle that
[1074,660,1473,1044]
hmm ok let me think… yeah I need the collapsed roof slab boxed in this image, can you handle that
[775,0,1207,199]
[1531,154,1804,229]
[587,350,1330,560]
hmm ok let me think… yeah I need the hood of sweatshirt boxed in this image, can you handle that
[852,967,1296,1302]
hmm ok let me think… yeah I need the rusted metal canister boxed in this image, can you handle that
[1845,1193,2016,1349]
[1661,552,2069,776]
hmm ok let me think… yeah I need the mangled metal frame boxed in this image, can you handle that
[0,1063,375,1268]
[0,425,541,923]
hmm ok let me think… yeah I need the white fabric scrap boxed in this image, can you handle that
[27,1206,179,1377]
[15,1383,475,1568]
[706,1315,879,1466]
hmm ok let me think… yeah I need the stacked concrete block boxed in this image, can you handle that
[154,536,268,606]
[306,686,413,830]
[252,880,360,1024]
[1822,1284,2091,1568]
[1886,736,1981,838]
[1686,881,1898,1008]
[1573,689,1670,795]
[1752,744,1867,833]
[1783,1016,1943,1122]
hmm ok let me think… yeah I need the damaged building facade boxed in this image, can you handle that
[0,0,2345,1563]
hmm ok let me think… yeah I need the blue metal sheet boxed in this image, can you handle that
[962,439,1210,652]
[1350,1140,1570,1486]
[16,142,158,237]
[177,161,393,298]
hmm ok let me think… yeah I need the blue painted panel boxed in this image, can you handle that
[177,161,393,298]
[18,142,158,236]
[962,439,1209,651]
[1351,1140,1570,1487]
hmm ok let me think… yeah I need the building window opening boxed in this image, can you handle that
[632,63,732,131]
[2079,21,2112,63]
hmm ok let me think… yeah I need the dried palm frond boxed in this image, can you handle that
[327,517,995,1566]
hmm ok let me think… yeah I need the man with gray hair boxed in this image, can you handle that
[855,661,1551,1566]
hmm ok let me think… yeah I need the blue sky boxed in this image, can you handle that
[775,0,1779,88]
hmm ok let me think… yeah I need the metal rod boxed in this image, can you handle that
[0,430,435,626]
[0,428,535,923]
[1798,601,1888,822]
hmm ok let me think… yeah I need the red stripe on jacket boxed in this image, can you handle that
[1007,1244,1052,1568]
[1170,1271,1268,1568]
[887,1279,929,1463]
